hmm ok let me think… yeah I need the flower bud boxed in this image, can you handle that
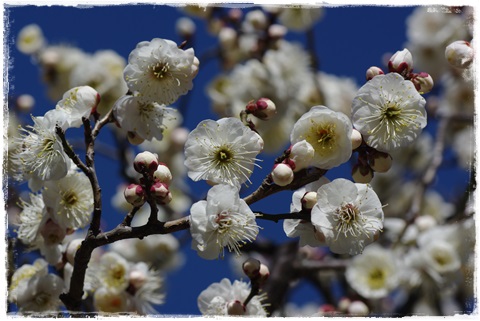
[150,182,169,198]
[252,98,277,120]
[411,72,434,94]
[366,66,384,81]
[153,164,172,185]
[351,129,363,150]
[127,131,145,145]
[414,215,437,232]
[242,258,261,278]
[271,163,294,186]
[268,24,288,39]
[369,152,393,173]
[445,40,474,69]
[289,140,314,171]
[318,304,337,316]
[352,164,374,183]
[388,48,413,76]
[191,56,200,78]
[16,94,35,113]
[338,297,351,313]
[227,300,246,315]
[245,9,268,30]
[124,184,146,207]
[134,151,159,174]
[175,17,196,39]
[40,219,66,245]
[348,300,369,316]
[301,191,317,210]
[65,238,83,265]
[219,27,237,49]
[258,263,270,286]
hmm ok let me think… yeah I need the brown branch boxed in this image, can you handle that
[255,211,311,223]
[243,167,327,205]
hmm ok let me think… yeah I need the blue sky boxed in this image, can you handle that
[5,4,471,315]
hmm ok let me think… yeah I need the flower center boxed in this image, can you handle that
[334,203,367,238]
[367,267,386,289]
[214,147,233,164]
[151,62,170,79]
[306,122,337,156]
[384,103,402,119]
[106,264,127,288]
[61,190,78,207]
[216,211,233,234]
[38,138,54,157]
[34,292,51,307]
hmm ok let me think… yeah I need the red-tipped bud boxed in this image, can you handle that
[411,72,434,94]
[258,263,270,286]
[245,100,257,113]
[150,182,172,204]
[366,66,384,81]
[227,300,246,315]
[388,48,413,76]
[289,140,314,172]
[301,191,317,210]
[445,40,474,69]
[127,131,145,145]
[134,151,159,175]
[242,258,261,278]
[352,164,374,183]
[271,163,294,186]
[153,164,172,185]
[369,152,393,173]
[124,184,146,207]
[252,98,276,120]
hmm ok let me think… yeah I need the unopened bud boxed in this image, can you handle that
[318,304,337,316]
[258,263,270,286]
[289,140,314,172]
[388,48,413,76]
[366,66,384,81]
[40,219,66,245]
[351,129,363,150]
[153,164,172,185]
[348,300,369,316]
[219,27,237,49]
[16,94,35,113]
[338,297,351,313]
[191,56,200,78]
[227,300,246,315]
[352,164,374,183]
[414,215,437,232]
[127,131,145,145]
[150,182,169,198]
[271,163,294,186]
[411,72,434,94]
[268,24,288,39]
[124,184,146,207]
[175,17,196,39]
[369,152,393,173]
[245,9,268,30]
[301,191,317,210]
[252,98,276,120]
[445,40,474,69]
[65,238,83,265]
[134,151,159,174]
[242,258,261,278]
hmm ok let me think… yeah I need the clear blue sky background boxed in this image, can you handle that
[5,4,470,315]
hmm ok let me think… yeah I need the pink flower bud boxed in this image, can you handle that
[351,129,363,150]
[445,40,474,69]
[16,94,35,113]
[258,263,270,286]
[301,191,317,210]
[153,164,172,185]
[388,48,413,76]
[252,98,277,120]
[411,72,434,94]
[245,100,257,113]
[242,258,261,278]
[124,184,146,207]
[65,238,83,265]
[127,131,145,145]
[40,219,66,245]
[289,140,314,172]
[352,164,374,183]
[150,182,169,198]
[227,300,246,315]
[366,66,384,81]
[134,151,159,174]
[271,163,294,186]
[369,152,393,173]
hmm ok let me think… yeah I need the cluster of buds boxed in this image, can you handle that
[368,48,434,94]
[352,149,393,184]
[245,97,277,121]
[124,151,173,207]
[271,140,315,186]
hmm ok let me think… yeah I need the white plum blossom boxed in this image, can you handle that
[17,193,47,245]
[13,111,70,191]
[97,252,131,293]
[124,38,199,105]
[311,178,384,255]
[113,94,178,141]
[190,184,259,259]
[55,86,100,128]
[129,262,165,314]
[345,245,399,299]
[184,117,263,187]
[198,278,267,316]
[277,5,324,31]
[283,177,330,247]
[42,170,93,230]
[94,287,133,313]
[290,106,353,169]
[16,23,45,54]
[352,73,427,152]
